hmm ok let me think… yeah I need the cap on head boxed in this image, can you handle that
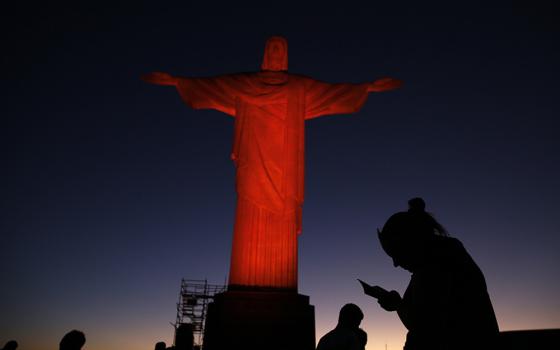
[261,36,288,71]
[378,197,448,260]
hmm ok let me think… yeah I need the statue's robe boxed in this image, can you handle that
[175,71,370,289]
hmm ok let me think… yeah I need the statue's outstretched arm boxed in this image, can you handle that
[141,72,178,86]
[143,73,239,116]
[368,77,403,92]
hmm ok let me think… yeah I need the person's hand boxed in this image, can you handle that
[377,290,402,311]
[368,78,402,92]
[141,72,177,86]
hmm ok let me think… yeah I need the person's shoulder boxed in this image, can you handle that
[317,329,338,350]
[425,236,468,271]
[446,236,465,248]
[317,328,351,345]
[434,235,466,253]
[437,236,484,273]
[318,328,338,341]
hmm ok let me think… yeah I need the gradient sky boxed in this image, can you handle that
[2,2,559,350]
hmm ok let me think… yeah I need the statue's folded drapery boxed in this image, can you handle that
[176,72,370,289]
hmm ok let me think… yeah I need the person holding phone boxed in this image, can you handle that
[368,198,499,350]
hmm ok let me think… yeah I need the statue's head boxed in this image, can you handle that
[261,36,288,72]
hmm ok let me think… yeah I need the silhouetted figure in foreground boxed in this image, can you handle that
[374,198,499,350]
[59,330,86,350]
[155,341,166,350]
[316,303,367,350]
[1,340,18,350]
[175,323,194,350]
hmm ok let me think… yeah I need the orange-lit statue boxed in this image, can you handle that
[143,36,401,290]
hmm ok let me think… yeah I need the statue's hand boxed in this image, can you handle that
[141,72,177,86]
[368,78,402,92]
[377,290,402,312]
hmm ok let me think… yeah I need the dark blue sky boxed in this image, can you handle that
[2,2,559,349]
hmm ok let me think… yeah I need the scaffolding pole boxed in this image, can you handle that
[174,279,226,348]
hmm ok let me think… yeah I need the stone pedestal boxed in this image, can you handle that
[203,289,315,350]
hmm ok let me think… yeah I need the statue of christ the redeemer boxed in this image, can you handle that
[143,36,401,291]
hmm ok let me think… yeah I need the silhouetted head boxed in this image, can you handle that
[2,340,18,350]
[59,330,86,350]
[378,198,448,272]
[261,36,288,72]
[155,341,167,350]
[337,303,364,329]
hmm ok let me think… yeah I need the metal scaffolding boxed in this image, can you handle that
[175,279,226,348]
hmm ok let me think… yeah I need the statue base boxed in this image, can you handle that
[203,289,315,350]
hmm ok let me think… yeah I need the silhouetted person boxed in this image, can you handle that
[374,198,499,350]
[2,340,18,350]
[59,330,86,350]
[175,323,194,350]
[316,303,367,350]
[155,341,167,350]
